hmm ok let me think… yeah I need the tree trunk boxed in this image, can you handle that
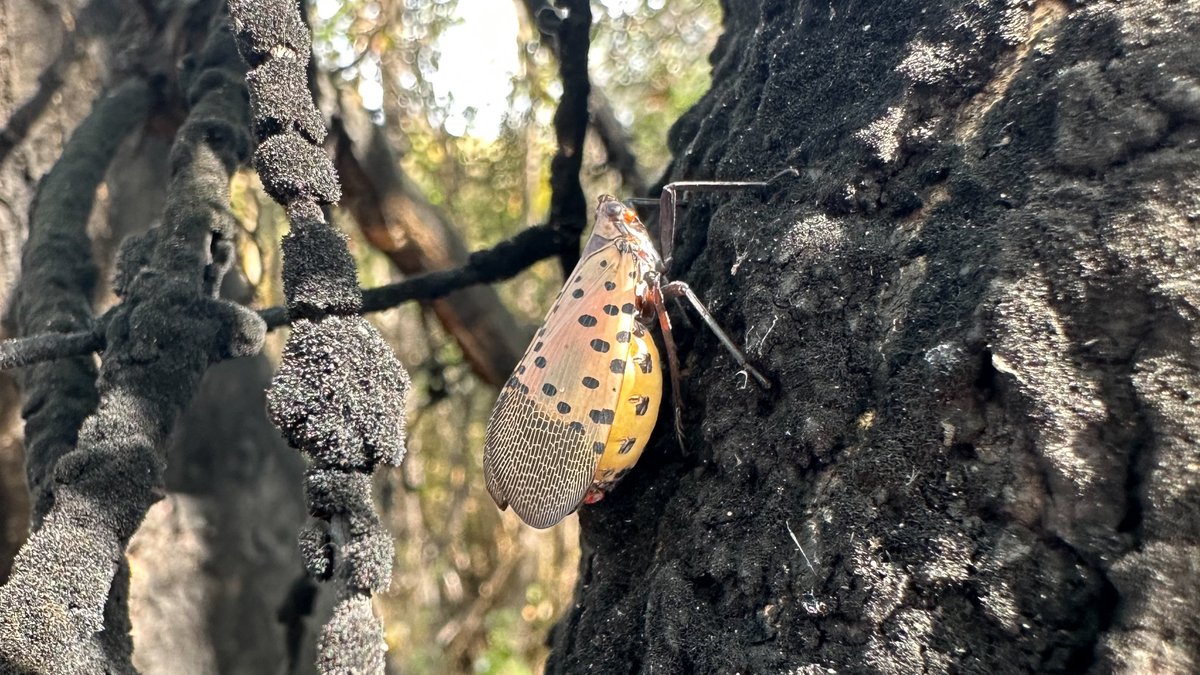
[549,2,1200,673]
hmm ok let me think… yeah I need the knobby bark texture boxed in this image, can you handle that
[227,0,409,672]
[549,2,1200,673]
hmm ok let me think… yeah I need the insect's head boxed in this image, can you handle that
[592,194,654,249]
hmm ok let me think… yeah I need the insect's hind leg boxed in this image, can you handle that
[661,280,770,389]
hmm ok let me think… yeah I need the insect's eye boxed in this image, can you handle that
[604,201,625,218]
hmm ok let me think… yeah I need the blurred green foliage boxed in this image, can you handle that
[302,0,722,671]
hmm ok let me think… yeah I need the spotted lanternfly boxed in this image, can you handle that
[484,177,786,528]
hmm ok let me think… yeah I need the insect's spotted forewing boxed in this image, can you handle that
[484,241,651,528]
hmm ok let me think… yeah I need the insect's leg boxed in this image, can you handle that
[645,289,686,447]
[671,296,695,330]
[657,168,799,268]
[661,280,771,389]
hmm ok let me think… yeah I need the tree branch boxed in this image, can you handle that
[2,221,567,365]
[1,78,148,524]
[0,15,264,672]
[0,329,103,371]
[545,0,592,277]
[521,0,648,195]
[230,0,408,671]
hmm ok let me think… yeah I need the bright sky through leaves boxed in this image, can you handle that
[315,0,520,139]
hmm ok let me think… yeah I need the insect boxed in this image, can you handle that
[483,176,787,528]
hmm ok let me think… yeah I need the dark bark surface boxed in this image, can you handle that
[549,2,1200,673]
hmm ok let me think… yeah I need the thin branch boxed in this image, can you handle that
[545,0,592,277]
[521,0,648,194]
[358,224,564,319]
[0,329,103,371]
[1,222,567,367]
[263,222,560,329]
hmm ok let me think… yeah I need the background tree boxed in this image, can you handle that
[2,0,1199,674]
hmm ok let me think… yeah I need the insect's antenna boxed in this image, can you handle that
[624,197,660,207]
[661,280,771,389]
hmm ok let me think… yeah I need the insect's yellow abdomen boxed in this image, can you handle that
[587,328,661,500]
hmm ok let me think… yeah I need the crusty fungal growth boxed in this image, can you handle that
[228,0,409,671]
[0,78,150,674]
[270,317,406,472]
[0,22,265,672]
[3,79,150,525]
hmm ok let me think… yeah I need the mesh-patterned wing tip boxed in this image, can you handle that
[512,489,588,529]
[484,457,590,529]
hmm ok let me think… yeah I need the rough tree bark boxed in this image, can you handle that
[549,2,1200,673]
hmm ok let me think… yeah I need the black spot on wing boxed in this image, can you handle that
[593,441,606,454]
[568,421,585,433]
[610,358,625,374]
[603,304,619,316]
[533,341,543,352]
[605,281,616,291]
[589,409,615,425]
[582,376,599,389]
[621,303,636,315]
[572,288,584,299]
[558,401,571,414]
[542,383,557,396]
[616,331,631,344]
[579,314,598,327]
[535,356,547,368]
[590,339,610,353]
